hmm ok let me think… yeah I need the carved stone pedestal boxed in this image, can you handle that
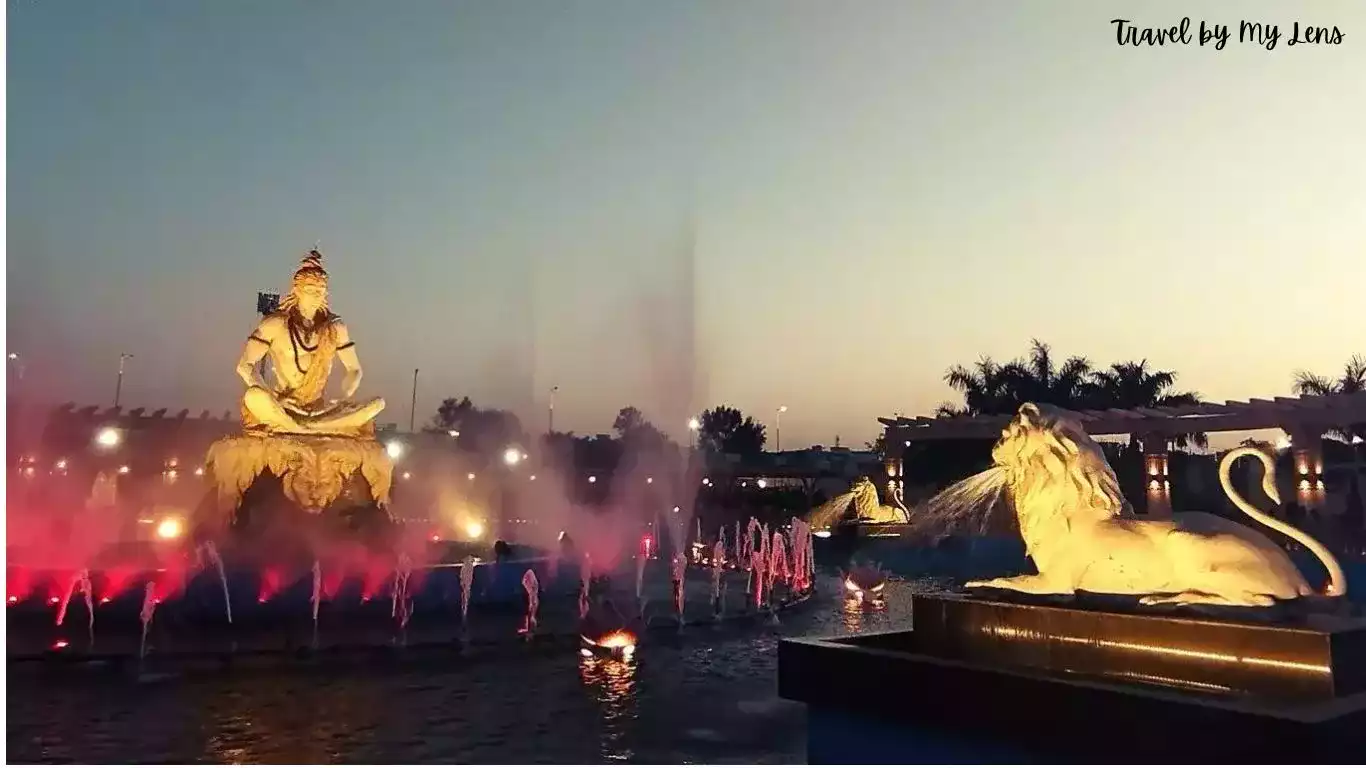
[203,432,394,523]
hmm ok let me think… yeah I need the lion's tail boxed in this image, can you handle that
[1219,446,1347,598]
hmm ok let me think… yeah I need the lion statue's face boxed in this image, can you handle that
[991,403,1126,525]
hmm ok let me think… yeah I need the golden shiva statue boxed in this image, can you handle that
[808,476,910,531]
[202,250,393,520]
[965,403,1346,608]
[236,250,386,436]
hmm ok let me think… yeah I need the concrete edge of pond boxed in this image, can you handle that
[778,593,1366,764]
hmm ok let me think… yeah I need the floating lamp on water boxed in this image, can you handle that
[844,566,887,604]
[581,629,637,659]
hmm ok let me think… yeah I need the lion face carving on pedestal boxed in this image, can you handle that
[966,403,1346,608]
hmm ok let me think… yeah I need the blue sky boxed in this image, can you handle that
[9,0,1365,447]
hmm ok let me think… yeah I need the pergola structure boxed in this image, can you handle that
[879,391,1366,516]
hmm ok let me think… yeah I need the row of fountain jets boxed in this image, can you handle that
[48,517,816,660]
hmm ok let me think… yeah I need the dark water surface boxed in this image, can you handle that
[7,574,929,764]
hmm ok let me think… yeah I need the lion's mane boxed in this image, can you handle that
[992,403,1128,534]
[850,477,880,517]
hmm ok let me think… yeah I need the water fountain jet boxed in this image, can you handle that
[520,569,539,636]
[138,582,156,661]
[459,555,475,625]
[200,542,233,624]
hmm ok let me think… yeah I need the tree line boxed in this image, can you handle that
[932,340,1365,448]
[425,345,1363,469]
[424,398,771,469]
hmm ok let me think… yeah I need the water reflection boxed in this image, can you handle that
[578,653,639,761]
[9,574,932,764]
[199,677,379,763]
[840,595,888,633]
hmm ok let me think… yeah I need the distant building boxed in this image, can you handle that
[707,446,884,498]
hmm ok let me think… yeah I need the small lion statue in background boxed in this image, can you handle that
[808,476,909,530]
[966,403,1346,607]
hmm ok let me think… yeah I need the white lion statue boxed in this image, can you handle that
[808,476,909,530]
[965,403,1346,607]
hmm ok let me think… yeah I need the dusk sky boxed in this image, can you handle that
[8,0,1364,449]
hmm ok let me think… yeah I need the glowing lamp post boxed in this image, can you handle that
[503,447,523,466]
[776,405,788,452]
[94,427,122,449]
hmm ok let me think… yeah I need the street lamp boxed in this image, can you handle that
[385,440,405,460]
[503,447,523,466]
[7,352,25,392]
[688,417,700,449]
[549,386,559,435]
[776,405,788,452]
[114,353,134,408]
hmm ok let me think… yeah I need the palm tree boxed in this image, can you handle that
[943,357,1020,417]
[1293,354,1366,442]
[1082,360,1208,449]
[1007,339,1093,408]
[941,340,1092,417]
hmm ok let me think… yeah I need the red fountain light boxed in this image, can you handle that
[7,566,35,604]
[96,567,138,605]
[322,567,347,601]
[258,568,283,604]
[361,565,389,602]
